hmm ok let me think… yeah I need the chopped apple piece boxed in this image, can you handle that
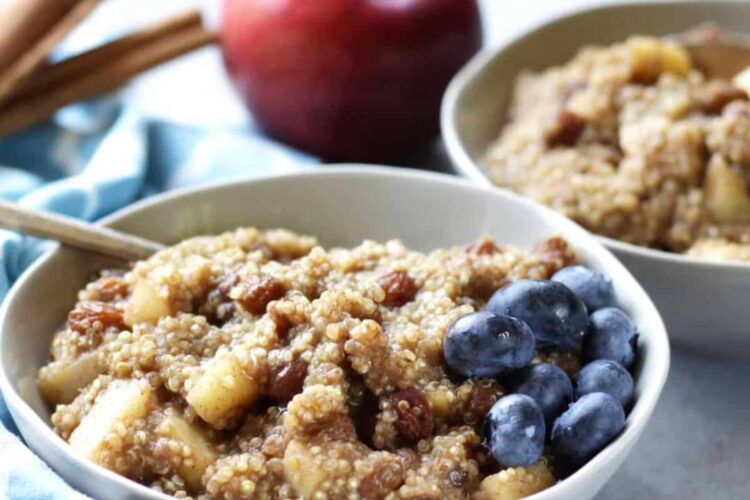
[158,414,217,490]
[69,379,152,462]
[124,279,171,326]
[38,350,103,405]
[733,66,750,97]
[186,351,259,429]
[705,156,750,224]
[474,460,555,500]
[629,37,691,82]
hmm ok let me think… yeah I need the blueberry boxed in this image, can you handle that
[510,363,574,428]
[485,394,545,466]
[443,311,535,379]
[552,265,617,312]
[583,307,638,368]
[487,279,587,351]
[551,392,625,468]
[576,360,634,408]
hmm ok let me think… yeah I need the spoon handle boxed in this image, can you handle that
[0,198,165,261]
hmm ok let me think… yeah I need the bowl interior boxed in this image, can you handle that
[444,0,750,174]
[0,167,669,499]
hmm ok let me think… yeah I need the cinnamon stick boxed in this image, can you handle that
[0,22,216,136]
[4,10,204,105]
[0,0,78,71]
[0,0,102,104]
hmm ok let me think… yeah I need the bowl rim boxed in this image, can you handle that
[0,165,670,499]
[441,0,750,272]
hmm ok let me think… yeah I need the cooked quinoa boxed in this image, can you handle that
[39,228,581,498]
[485,35,750,262]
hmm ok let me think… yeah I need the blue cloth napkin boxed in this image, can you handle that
[0,102,318,498]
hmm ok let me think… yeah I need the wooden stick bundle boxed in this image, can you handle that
[0,0,102,103]
[0,2,216,136]
[0,0,79,75]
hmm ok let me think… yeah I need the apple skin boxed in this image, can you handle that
[221,0,482,161]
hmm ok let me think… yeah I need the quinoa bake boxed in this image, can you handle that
[38,227,592,499]
[484,35,750,262]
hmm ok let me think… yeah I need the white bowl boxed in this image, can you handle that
[0,166,669,500]
[441,0,750,358]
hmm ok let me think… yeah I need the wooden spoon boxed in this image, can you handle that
[0,198,164,260]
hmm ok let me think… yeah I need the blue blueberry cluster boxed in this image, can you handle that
[443,264,639,473]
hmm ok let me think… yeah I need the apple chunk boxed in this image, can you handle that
[157,414,217,490]
[124,279,171,326]
[38,350,103,405]
[69,379,152,462]
[705,156,750,224]
[732,66,750,97]
[186,351,259,429]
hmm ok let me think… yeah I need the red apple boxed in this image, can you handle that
[221,0,482,161]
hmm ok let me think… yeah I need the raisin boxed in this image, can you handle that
[269,308,293,339]
[90,276,129,302]
[267,358,308,403]
[465,381,501,426]
[466,274,509,302]
[358,461,406,499]
[547,109,586,147]
[68,301,125,334]
[465,443,500,475]
[388,388,434,442]
[378,271,417,307]
[534,236,578,277]
[236,274,286,315]
[466,239,498,255]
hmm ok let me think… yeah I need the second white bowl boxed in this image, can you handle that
[441,0,750,358]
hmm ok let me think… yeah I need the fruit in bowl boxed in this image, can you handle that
[445,267,641,482]
[221,0,482,161]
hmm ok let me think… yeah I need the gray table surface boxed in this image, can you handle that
[599,345,750,499]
